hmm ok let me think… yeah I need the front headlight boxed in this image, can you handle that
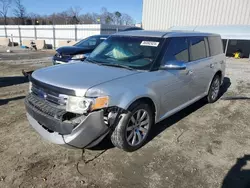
[66,96,109,114]
[71,54,85,60]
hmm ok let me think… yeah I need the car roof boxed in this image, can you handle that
[79,34,108,41]
[122,27,143,31]
[94,34,109,37]
[112,30,220,38]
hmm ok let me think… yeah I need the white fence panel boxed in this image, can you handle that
[55,25,75,40]
[0,24,135,47]
[20,25,34,38]
[0,26,6,37]
[36,25,53,39]
[36,25,54,47]
[5,25,19,43]
[77,24,100,40]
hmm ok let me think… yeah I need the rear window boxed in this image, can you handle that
[208,36,223,56]
[189,37,207,61]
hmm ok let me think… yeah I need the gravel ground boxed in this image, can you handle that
[0,50,250,188]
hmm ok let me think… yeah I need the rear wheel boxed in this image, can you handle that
[111,103,153,152]
[207,75,221,103]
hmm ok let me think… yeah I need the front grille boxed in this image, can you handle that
[26,93,66,120]
[31,84,67,106]
[25,93,76,134]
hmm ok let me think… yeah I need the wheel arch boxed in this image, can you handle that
[215,70,222,81]
[206,70,223,94]
[126,97,157,123]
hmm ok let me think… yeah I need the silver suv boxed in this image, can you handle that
[25,30,225,152]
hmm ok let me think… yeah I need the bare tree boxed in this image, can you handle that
[46,11,70,25]
[79,13,101,24]
[55,6,81,24]
[69,6,82,17]
[49,13,56,25]
[121,13,134,25]
[60,11,70,24]
[0,0,12,25]
[28,12,40,25]
[99,7,114,25]
[79,13,94,24]
[13,0,26,24]
[1,4,134,26]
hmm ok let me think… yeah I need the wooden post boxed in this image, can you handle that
[11,34,14,47]
[34,26,37,40]
[4,26,7,38]
[18,26,22,46]
[53,26,56,49]
[75,25,77,41]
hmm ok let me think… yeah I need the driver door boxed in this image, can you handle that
[158,37,194,117]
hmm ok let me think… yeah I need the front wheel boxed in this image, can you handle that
[207,75,221,103]
[111,103,153,152]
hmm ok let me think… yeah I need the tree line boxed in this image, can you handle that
[0,0,135,25]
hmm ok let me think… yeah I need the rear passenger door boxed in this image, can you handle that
[188,36,213,97]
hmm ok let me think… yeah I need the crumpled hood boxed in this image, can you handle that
[56,46,92,55]
[32,61,139,96]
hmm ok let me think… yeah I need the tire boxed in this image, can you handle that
[111,103,153,152]
[207,74,221,103]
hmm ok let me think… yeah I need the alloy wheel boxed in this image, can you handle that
[211,77,220,100]
[126,109,150,146]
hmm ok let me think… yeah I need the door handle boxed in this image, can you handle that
[210,64,214,68]
[187,70,193,75]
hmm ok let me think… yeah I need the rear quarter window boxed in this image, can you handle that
[208,36,223,56]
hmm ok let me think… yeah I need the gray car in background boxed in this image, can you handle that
[25,30,225,152]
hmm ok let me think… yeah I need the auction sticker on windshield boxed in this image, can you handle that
[140,41,159,47]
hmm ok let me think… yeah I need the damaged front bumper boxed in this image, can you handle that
[25,94,109,149]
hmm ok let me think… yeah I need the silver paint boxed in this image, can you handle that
[28,31,226,148]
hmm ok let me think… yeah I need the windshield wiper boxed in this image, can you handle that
[99,63,135,71]
[86,59,135,71]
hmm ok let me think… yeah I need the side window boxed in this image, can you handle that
[162,37,189,63]
[88,38,97,46]
[189,37,207,61]
[75,37,97,47]
[96,37,107,46]
[208,36,223,56]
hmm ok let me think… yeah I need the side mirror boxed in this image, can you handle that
[160,60,187,70]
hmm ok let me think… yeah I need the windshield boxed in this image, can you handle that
[88,36,163,70]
